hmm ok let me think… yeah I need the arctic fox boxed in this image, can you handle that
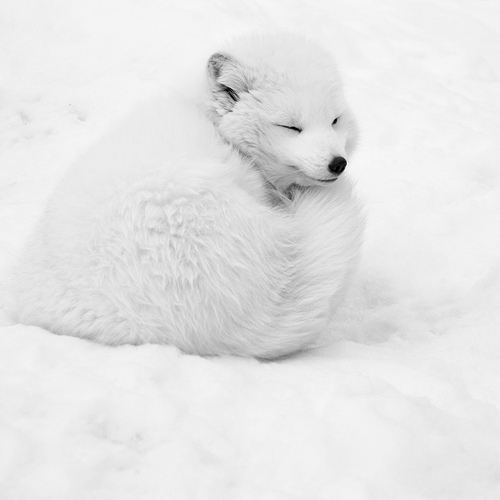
[8,34,364,358]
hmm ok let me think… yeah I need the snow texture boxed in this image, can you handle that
[1,0,499,498]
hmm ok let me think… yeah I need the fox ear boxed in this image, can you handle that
[207,52,252,112]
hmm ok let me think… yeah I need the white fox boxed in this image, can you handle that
[8,34,364,358]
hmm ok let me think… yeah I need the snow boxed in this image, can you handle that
[1,0,500,498]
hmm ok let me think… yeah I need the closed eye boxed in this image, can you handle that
[276,124,302,133]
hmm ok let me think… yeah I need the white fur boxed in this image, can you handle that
[207,34,358,191]
[7,34,364,358]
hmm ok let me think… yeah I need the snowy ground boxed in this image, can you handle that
[1,0,500,498]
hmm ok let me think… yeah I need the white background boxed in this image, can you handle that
[1,1,499,498]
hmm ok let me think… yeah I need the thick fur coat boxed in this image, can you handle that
[8,34,364,358]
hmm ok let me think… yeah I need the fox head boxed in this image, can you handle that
[206,35,358,191]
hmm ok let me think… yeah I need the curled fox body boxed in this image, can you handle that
[9,34,364,358]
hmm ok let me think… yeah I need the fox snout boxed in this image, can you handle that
[328,156,347,175]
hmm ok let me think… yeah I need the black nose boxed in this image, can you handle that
[328,156,347,175]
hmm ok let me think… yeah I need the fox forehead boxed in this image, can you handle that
[252,80,345,125]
